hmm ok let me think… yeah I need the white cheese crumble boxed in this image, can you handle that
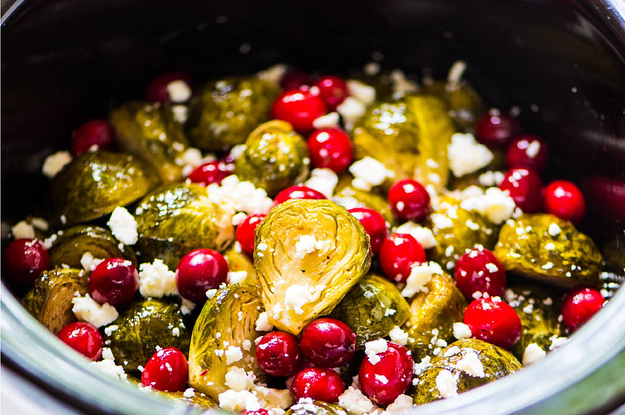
[548,223,562,236]
[388,326,409,346]
[228,271,248,285]
[284,285,315,315]
[456,352,485,377]
[453,322,472,340]
[180,298,196,315]
[104,325,119,336]
[477,171,505,187]
[294,235,331,259]
[205,289,218,300]
[218,389,261,412]
[549,336,569,351]
[435,370,458,399]
[394,222,438,249]
[364,339,388,365]
[138,259,179,298]
[232,212,248,226]
[206,175,273,215]
[349,157,394,191]
[257,64,288,86]
[225,366,255,391]
[443,346,462,358]
[72,294,118,328]
[172,105,188,123]
[305,168,339,198]
[460,187,517,225]
[338,386,374,415]
[522,343,546,366]
[42,151,72,179]
[101,347,115,361]
[401,262,443,298]
[166,80,192,103]
[255,312,274,332]
[337,97,366,130]
[390,70,419,95]
[80,252,104,272]
[386,394,413,412]
[183,388,196,398]
[485,262,499,273]
[90,359,128,381]
[448,133,494,177]
[347,80,376,105]
[225,346,244,364]
[312,112,340,129]
[31,217,49,231]
[447,60,467,86]
[363,62,381,76]
[107,207,138,245]
[11,221,35,239]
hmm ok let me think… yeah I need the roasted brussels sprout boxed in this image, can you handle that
[134,183,234,269]
[287,400,347,415]
[414,338,522,404]
[331,274,410,348]
[104,298,190,372]
[494,214,603,287]
[186,76,279,151]
[422,80,485,132]
[48,225,137,268]
[234,120,310,196]
[48,152,158,227]
[223,244,258,286]
[110,102,189,183]
[188,284,265,400]
[22,268,88,333]
[332,180,396,226]
[255,199,371,335]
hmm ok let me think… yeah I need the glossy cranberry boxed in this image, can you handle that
[314,75,349,110]
[271,89,327,133]
[274,185,326,205]
[348,207,388,254]
[499,168,544,213]
[464,297,522,349]
[71,119,116,156]
[388,179,431,222]
[141,347,189,392]
[562,286,604,332]
[89,258,139,306]
[3,239,50,286]
[506,135,549,173]
[280,70,312,90]
[307,129,353,173]
[544,180,586,225]
[299,318,356,367]
[256,331,302,377]
[57,322,103,361]
[146,71,193,103]
[455,248,506,301]
[188,161,234,186]
[291,368,345,402]
[358,341,414,405]
[379,234,426,282]
[176,249,229,304]
[236,214,266,256]
[476,111,520,149]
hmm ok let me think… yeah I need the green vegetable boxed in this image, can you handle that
[332,178,396,226]
[110,102,189,183]
[422,80,485,132]
[287,400,347,415]
[234,120,310,196]
[223,244,258,286]
[254,199,371,335]
[186,76,279,151]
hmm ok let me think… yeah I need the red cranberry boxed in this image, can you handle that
[274,185,326,205]
[307,129,353,173]
[499,168,544,213]
[464,297,522,349]
[71,119,116,156]
[256,331,302,377]
[476,111,520,149]
[388,179,431,222]
[3,238,50,286]
[455,248,506,301]
[348,207,388,254]
[506,135,549,173]
[89,258,139,306]
[562,286,604,332]
[358,341,414,405]
[146,71,193,103]
[271,89,327,133]
[280,70,312,91]
[57,322,103,361]
[314,76,348,111]
[299,318,356,367]
[544,180,586,225]
[236,214,266,256]
[141,347,189,392]
[188,161,234,186]
[291,368,345,403]
[379,234,426,282]
[176,249,229,304]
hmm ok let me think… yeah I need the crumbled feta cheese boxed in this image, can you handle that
[394,222,438,249]
[180,298,196,315]
[547,223,562,236]
[337,97,366,130]
[228,271,248,285]
[390,70,419,95]
[522,343,546,366]
[338,386,375,415]
[456,352,485,377]
[347,80,376,105]
[218,389,261,412]
[477,171,504,187]
[443,346,462,358]
[364,339,388,365]
[183,388,196,398]
[545,243,556,250]
[30,217,49,231]
[104,325,119,337]
[90,359,127,381]
[232,212,248,226]
[349,157,394,191]
[80,252,105,272]
[107,207,138,245]
[72,294,118,328]
[431,213,453,229]
[448,133,494,177]
[485,262,499,273]
[206,175,273,215]
[413,355,432,377]
[305,168,339,198]
[242,340,252,351]
[172,327,181,337]
[543,297,553,306]
[389,326,409,346]
[386,394,413,412]
[523,304,534,314]
[435,370,458,399]
[101,347,115,361]
[401,262,443,297]
[257,64,288,86]
[11,221,35,239]
[284,285,315,315]
[172,105,188,123]
[225,366,254,391]
[166,80,192,103]
[549,336,569,351]
[138,259,178,298]
[42,151,72,179]
[453,322,472,340]
[312,112,340,129]
[294,235,331,259]
[256,312,274,332]
[447,60,467,86]
[225,346,243,364]
[460,187,516,225]
[363,62,381,76]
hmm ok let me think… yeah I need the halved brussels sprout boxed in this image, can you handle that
[286,400,348,415]
[48,151,158,227]
[254,199,371,335]
[234,120,310,196]
[22,268,88,333]
[48,225,137,269]
[494,214,603,287]
[332,178,396,226]
[110,102,189,183]
[422,81,485,132]
[134,183,234,269]
[186,76,279,151]
[104,298,190,372]
[414,338,522,404]
[188,284,265,400]
[331,274,410,348]
[223,244,258,286]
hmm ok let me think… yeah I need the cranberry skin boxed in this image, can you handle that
[280,70,312,90]
[89,258,139,306]
[464,297,522,349]
[348,207,388,254]
[274,185,326,205]
[388,180,431,222]
[141,347,189,392]
[271,89,327,133]
[476,112,520,149]
[57,322,103,361]
[188,161,234,186]
[506,135,549,173]
[379,234,426,282]
[544,180,586,225]
[291,368,345,403]
[358,342,414,405]
[562,286,604,332]
[256,331,302,377]
[314,76,349,111]
[454,248,506,301]
[308,129,353,174]
[236,214,266,256]
[71,119,116,156]
[146,71,193,103]
[299,318,356,367]
[176,249,229,304]
[3,239,50,286]
[499,168,544,213]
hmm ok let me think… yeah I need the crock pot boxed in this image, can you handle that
[2,0,624,413]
